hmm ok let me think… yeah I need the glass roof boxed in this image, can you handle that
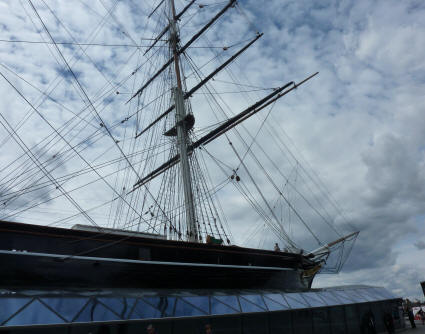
[0,285,398,327]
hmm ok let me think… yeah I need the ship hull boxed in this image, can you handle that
[0,250,314,290]
[0,221,317,290]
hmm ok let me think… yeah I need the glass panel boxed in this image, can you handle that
[362,288,384,300]
[40,297,89,322]
[174,299,207,317]
[121,297,138,319]
[181,296,210,314]
[239,297,265,313]
[343,289,368,303]
[329,306,346,334]
[355,289,377,302]
[98,297,130,319]
[284,293,309,309]
[312,308,330,334]
[73,299,117,322]
[331,290,356,304]
[142,296,176,317]
[369,287,390,300]
[264,293,289,308]
[130,300,162,319]
[242,313,268,334]
[316,291,343,306]
[263,296,289,311]
[91,302,121,321]
[73,299,91,322]
[293,309,313,334]
[211,297,239,315]
[302,292,327,307]
[376,287,396,299]
[5,299,65,326]
[241,295,266,309]
[269,311,292,333]
[345,304,360,334]
[213,296,240,311]
[0,297,32,324]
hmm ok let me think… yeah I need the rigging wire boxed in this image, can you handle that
[201,3,352,236]
[211,78,277,90]
[183,23,344,245]
[0,1,167,224]
[0,0,133,177]
[25,0,175,229]
[267,117,357,231]
[182,49,305,249]
[0,0,353,264]
[0,39,167,46]
[0,79,99,227]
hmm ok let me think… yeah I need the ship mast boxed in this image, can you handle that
[129,0,317,248]
[169,0,198,242]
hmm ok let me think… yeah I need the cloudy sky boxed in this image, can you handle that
[0,0,424,300]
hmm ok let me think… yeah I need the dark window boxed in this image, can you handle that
[210,315,242,334]
[345,305,360,334]
[269,311,292,334]
[329,306,346,334]
[242,313,268,334]
[138,247,151,260]
[172,318,203,334]
[312,308,330,334]
[358,302,382,334]
[371,302,385,333]
[293,309,313,334]
[140,321,172,334]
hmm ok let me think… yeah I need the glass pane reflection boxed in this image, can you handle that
[284,293,309,309]
[6,299,65,326]
[174,299,207,317]
[239,297,264,313]
[40,297,88,322]
[0,286,399,328]
[263,296,288,311]
[213,296,240,311]
[302,292,327,307]
[0,297,32,324]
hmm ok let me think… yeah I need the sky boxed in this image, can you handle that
[0,0,424,300]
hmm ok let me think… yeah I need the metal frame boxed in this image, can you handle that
[0,285,398,327]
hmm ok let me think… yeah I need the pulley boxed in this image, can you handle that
[163,113,195,136]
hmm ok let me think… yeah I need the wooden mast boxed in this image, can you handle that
[169,0,198,242]
[135,33,263,139]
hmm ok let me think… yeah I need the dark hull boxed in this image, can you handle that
[0,221,317,290]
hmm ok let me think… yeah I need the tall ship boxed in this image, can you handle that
[0,0,358,290]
